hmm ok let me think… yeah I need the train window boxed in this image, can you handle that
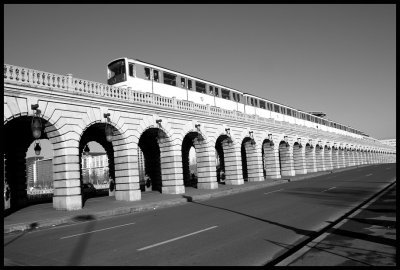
[287,108,292,116]
[195,81,206,93]
[215,87,219,97]
[254,99,258,107]
[181,77,186,88]
[128,63,134,77]
[274,104,280,113]
[232,93,240,102]
[293,111,297,118]
[221,89,230,100]
[267,103,273,111]
[153,70,159,82]
[163,72,176,86]
[209,86,214,95]
[145,67,151,80]
[306,114,310,121]
[260,100,266,109]
[188,80,192,90]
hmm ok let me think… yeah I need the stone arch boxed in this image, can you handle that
[239,129,263,182]
[180,121,217,190]
[214,126,243,185]
[4,99,85,211]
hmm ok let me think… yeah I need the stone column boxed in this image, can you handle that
[159,138,185,194]
[52,140,82,210]
[279,143,295,177]
[194,139,218,189]
[293,144,307,175]
[305,145,317,173]
[324,147,333,171]
[315,146,326,171]
[223,141,244,185]
[332,148,339,169]
[245,141,264,182]
[263,143,281,179]
[113,139,141,202]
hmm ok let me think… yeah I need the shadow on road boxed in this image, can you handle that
[191,201,314,237]
[67,215,97,266]
[4,222,39,247]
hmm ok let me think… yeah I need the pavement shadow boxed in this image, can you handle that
[191,201,314,237]
[350,217,396,228]
[327,227,396,247]
[67,215,97,266]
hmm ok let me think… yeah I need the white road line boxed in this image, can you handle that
[60,222,136,239]
[137,226,218,251]
[264,189,284,195]
[366,173,373,177]
[321,187,336,193]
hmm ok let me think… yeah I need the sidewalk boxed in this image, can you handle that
[3,166,361,234]
[284,183,396,266]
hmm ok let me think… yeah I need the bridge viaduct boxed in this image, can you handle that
[4,64,396,211]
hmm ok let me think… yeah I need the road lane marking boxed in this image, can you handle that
[264,189,284,195]
[60,222,136,239]
[321,187,336,193]
[365,173,373,177]
[137,226,218,251]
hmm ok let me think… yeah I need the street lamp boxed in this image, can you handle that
[84,144,90,155]
[249,131,255,145]
[104,113,113,142]
[34,141,41,155]
[31,104,42,139]
[225,128,233,144]
[195,124,204,141]
[284,136,289,148]
[297,138,302,148]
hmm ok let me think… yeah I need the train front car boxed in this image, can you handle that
[107,58,129,87]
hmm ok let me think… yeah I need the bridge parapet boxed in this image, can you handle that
[3,63,395,153]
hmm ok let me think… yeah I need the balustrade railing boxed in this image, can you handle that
[4,64,393,152]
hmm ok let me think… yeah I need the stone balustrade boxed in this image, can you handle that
[4,63,394,153]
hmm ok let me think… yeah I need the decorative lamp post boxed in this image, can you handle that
[84,144,90,155]
[34,141,41,155]
[104,113,113,142]
[31,104,42,139]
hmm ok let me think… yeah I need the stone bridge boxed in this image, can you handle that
[4,64,396,211]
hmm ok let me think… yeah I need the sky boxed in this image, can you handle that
[4,4,395,158]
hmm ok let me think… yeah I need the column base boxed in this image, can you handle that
[197,182,218,189]
[53,195,82,211]
[162,185,185,194]
[115,190,141,201]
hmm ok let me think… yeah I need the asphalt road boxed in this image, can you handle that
[3,164,396,266]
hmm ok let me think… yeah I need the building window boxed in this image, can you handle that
[221,89,230,100]
[195,81,206,93]
[153,70,159,82]
[163,72,176,86]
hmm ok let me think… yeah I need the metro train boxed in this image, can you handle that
[107,57,366,139]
